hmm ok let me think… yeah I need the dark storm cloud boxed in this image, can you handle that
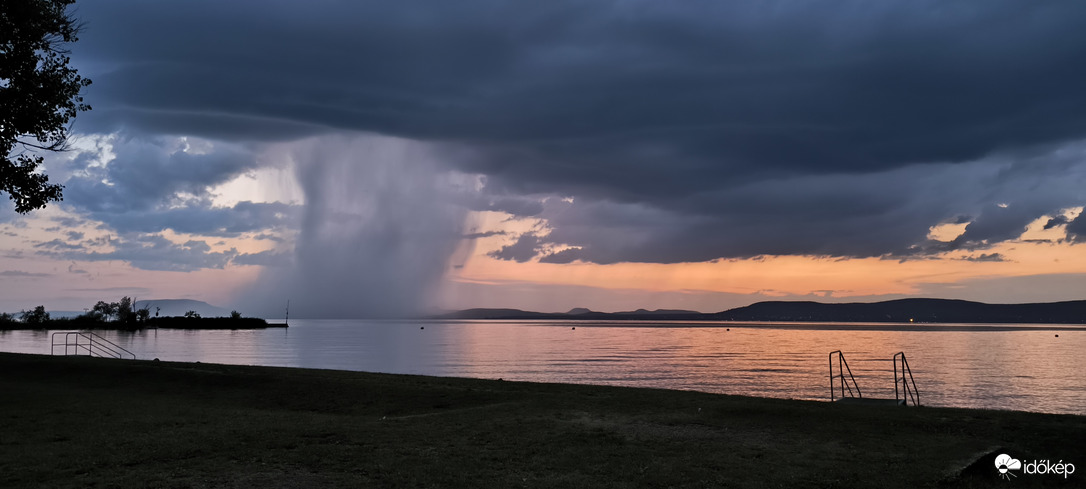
[489,233,543,263]
[1044,215,1071,230]
[75,1,1086,172]
[518,141,1086,264]
[65,1,1086,264]
[954,204,1038,247]
[1067,213,1086,242]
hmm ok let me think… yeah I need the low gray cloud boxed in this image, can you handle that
[494,143,1086,264]
[489,234,543,263]
[959,253,1007,263]
[66,286,153,294]
[462,230,507,240]
[62,137,258,213]
[252,233,284,242]
[34,239,85,251]
[1044,215,1071,230]
[232,249,288,267]
[0,270,50,278]
[51,216,87,228]
[39,137,300,255]
[40,234,238,272]
[87,201,300,237]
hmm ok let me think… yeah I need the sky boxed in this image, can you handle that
[3,1,1086,318]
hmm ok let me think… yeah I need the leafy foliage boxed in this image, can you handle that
[91,300,117,321]
[135,306,150,323]
[19,305,49,324]
[115,296,133,324]
[1,0,91,212]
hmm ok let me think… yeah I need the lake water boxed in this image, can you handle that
[3,320,1084,415]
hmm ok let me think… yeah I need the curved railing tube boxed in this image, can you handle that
[50,332,135,360]
[893,352,919,406]
[829,350,862,401]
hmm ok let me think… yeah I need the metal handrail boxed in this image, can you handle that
[51,332,135,360]
[893,352,919,406]
[829,350,861,401]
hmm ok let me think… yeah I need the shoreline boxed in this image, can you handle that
[0,316,283,331]
[2,352,1083,487]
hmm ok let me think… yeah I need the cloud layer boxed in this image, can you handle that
[63,1,1086,264]
[12,1,1084,314]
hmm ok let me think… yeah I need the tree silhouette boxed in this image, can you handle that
[116,296,133,324]
[19,305,49,324]
[1,0,91,213]
[91,300,116,320]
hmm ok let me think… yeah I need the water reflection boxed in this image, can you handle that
[0,321,1082,415]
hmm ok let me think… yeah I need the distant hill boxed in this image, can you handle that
[434,308,558,320]
[432,307,705,321]
[716,298,1086,324]
[134,299,232,318]
[432,299,1086,324]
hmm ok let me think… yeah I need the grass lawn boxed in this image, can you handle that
[1,352,1083,488]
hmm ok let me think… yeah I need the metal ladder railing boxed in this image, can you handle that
[893,351,920,406]
[829,350,861,401]
[51,331,135,360]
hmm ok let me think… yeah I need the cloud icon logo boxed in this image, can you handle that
[995,454,1022,479]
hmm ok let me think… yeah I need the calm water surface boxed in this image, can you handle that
[2,320,1083,415]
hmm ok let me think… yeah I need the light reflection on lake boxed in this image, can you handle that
[2,320,1083,415]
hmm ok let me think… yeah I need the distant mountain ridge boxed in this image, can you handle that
[433,298,1086,324]
[436,307,705,321]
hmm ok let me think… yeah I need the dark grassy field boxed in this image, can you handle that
[1,352,1083,488]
